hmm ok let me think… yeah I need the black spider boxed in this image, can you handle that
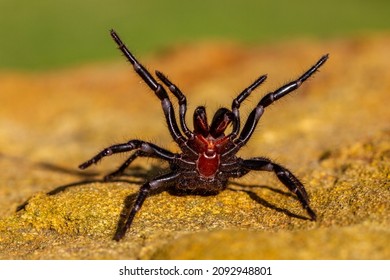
[79,29,328,241]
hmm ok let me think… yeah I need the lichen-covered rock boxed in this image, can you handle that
[0,34,389,259]
[153,130,390,259]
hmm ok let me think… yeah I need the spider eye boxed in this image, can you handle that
[193,106,209,136]
[210,108,233,138]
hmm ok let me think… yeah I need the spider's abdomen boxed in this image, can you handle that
[174,173,227,195]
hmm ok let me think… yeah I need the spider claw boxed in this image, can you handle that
[78,161,91,169]
[113,229,125,241]
[306,206,317,221]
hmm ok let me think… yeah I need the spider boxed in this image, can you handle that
[79,29,328,241]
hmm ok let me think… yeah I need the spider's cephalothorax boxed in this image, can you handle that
[79,29,329,240]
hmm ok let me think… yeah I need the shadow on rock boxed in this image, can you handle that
[229,182,312,221]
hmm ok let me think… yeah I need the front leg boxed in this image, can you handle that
[233,55,329,151]
[155,70,193,139]
[110,30,185,145]
[241,157,316,221]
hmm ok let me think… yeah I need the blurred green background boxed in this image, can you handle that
[0,0,389,71]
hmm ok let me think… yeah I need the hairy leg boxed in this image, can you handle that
[110,30,185,145]
[113,172,180,240]
[103,150,149,181]
[230,74,267,139]
[79,140,175,170]
[156,70,193,139]
[224,54,328,157]
[241,157,316,220]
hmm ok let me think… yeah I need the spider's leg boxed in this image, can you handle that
[110,30,185,145]
[226,54,328,155]
[155,71,193,139]
[241,157,316,220]
[230,75,267,139]
[114,172,180,241]
[79,140,175,170]
[103,150,149,181]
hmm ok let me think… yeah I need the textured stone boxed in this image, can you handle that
[0,34,389,259]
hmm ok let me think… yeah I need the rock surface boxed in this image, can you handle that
[0,34,389,259]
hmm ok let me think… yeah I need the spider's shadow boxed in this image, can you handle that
[16,161,166,239]
[18,161,310,239]
[15,162,151,212]
[228,182,311,221]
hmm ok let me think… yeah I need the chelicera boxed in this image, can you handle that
[79,29,328,240]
